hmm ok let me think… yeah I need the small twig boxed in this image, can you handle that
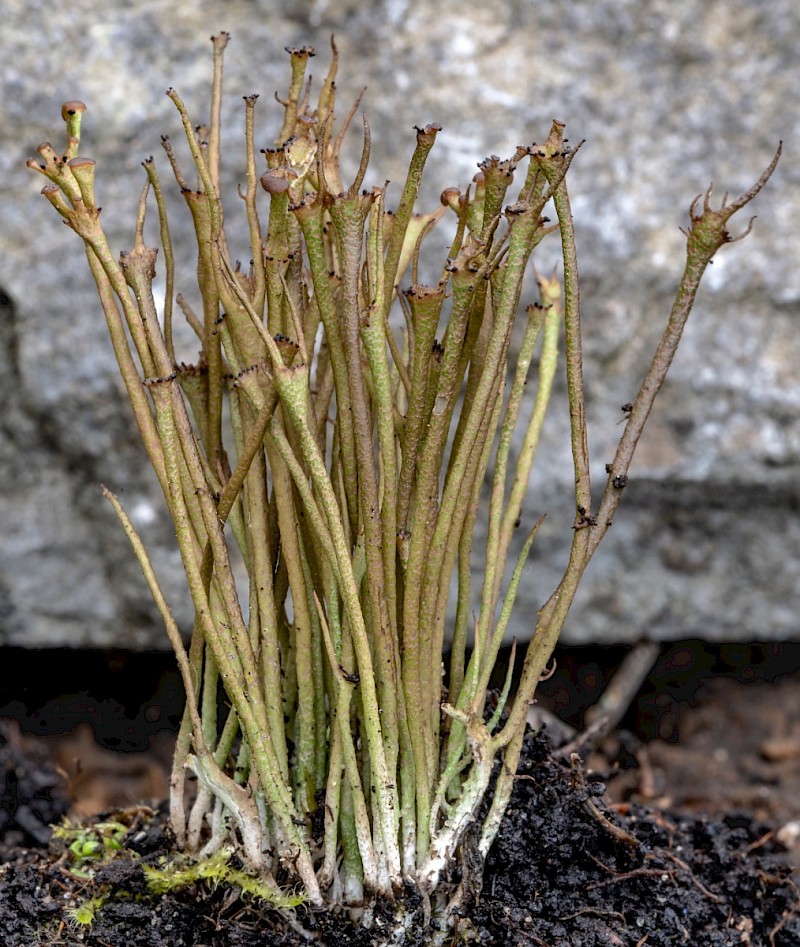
[585,851,676,889]
[662,851,724,903]
[570,754,640,848]
[555,714,609,758]
[583,796,640,848]
[769,876,800,947]
[633,743,659,800]
[559,907,626,925]
[584,641,660,734]
[744,829,776,854]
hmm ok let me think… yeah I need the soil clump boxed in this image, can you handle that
[2,717,798,946]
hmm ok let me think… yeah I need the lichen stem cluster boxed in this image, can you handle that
[29,34,778,919]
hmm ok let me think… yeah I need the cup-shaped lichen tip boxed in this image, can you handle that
[61,100,87,122]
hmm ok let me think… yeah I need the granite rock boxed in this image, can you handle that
[3,0,798,647]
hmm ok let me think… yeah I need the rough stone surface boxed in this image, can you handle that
[3,0,799,647]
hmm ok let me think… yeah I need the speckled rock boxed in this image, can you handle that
[2,0,798,647]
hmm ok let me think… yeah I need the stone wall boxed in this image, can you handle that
[2,0,798,647]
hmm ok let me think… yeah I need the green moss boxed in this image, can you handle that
[51,818,129,877]
[67,894,108,926]
[143,849,306,909]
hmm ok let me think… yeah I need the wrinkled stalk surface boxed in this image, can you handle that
[30,38,779,917]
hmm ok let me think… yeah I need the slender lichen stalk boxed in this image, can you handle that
[29,34,779,927]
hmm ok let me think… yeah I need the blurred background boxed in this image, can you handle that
[1,0,799,702]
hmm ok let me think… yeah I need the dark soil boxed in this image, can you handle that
[2,643,799,945]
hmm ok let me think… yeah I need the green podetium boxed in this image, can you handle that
[30,33,779,933]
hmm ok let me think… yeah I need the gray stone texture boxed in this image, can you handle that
[2,0,798,647]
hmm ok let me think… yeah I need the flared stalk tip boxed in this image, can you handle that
[60,100,86,121]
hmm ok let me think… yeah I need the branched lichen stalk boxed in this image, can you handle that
[31,43,778,916]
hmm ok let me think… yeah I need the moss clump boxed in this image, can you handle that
[51,818,128,877]
[143,849,306,908]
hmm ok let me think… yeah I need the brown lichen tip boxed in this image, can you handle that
[61,101,87,121]
[415,123,442,141]
[36,142,60,163]
[285,45,316,58]
[479,153,517,177]
[260,170,296,195]
[503,201,529,217]
[440,187,461,210]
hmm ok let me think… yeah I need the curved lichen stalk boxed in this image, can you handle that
[29,33,779,929]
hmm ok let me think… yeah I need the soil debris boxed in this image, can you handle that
[1,726,798,946]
